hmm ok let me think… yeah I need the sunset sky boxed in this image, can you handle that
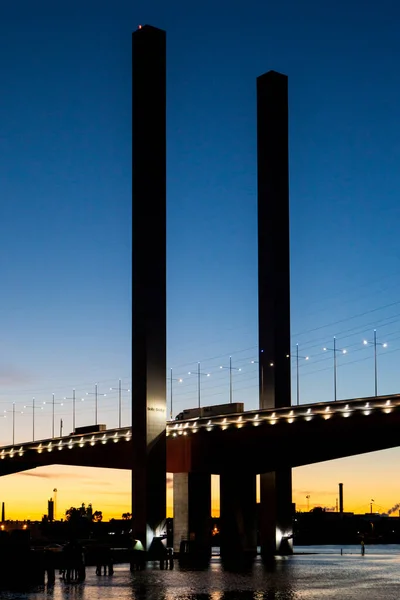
[1,0,400,521]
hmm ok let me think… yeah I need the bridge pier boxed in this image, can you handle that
[173,473,211,560]
[257,70,293,556]
[132,24,167,551]
[259,469,293,556]
[219,470,257,560]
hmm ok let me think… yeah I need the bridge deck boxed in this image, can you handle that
[0,393,399,475]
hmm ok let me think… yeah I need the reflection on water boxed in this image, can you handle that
[3,546,400,600]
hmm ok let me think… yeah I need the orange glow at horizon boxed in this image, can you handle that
[1,448,400,521]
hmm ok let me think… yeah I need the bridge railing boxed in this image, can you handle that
[166,393,400,436]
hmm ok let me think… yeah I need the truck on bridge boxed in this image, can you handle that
[175,402,244,421]
[70,424,107,436]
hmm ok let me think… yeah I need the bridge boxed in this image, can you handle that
[1,391,399,557]
[1,25,385,562]
[0,393,399,475]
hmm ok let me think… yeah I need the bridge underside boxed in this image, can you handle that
[167,404,400,474]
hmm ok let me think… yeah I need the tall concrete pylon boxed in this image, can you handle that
[257,70,293,556]
[131,24,167,551]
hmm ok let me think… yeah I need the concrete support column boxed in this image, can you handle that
[220,471,257,560]
[259,468,293,556]
[131,24,167,551]
[173,473,211,558]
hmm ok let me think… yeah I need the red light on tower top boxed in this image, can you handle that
[138,25,142,29]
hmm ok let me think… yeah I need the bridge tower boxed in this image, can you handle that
[131,25,167,550]
[257,70,293,556]
[218,71,293,561]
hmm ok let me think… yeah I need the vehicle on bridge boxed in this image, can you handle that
[70,424,107,436]
[175,403,244,421]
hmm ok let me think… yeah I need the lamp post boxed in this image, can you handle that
[64,389,77,434]
[188,363,210,408]
[86,384,107,426]
[251,351,274,401]
[110,380,131,428]
[289,345,309,406]
[43,394,64,439]
[3,403,16,445]
[23,398,43,442]
[219,356,241,404]
[168,369,183,420]
[323,337,347,401]
[363,330,387,397]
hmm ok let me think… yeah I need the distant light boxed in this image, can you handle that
[342,349,347,354]
[323,348,327,352]
[305,356,309,360]
[138,24,142,29]
[363,340,368,345]
[383,343,388,348]
[269,362,274,367]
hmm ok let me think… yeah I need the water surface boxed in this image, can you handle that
[3,545,400,600]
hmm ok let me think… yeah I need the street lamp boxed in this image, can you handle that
[23,398,43,442]
[219,356,241,404]
[110,380,131,428]
[64,389,77,434]
[251,351,273,401]
[323,337,347,401]
[188,363,210,408]
[3,403,16,445]
[42,394,64,439]
[86,384,107,426]
[287,345,309,406]
[363,330,387,397]
[168,369,183,420]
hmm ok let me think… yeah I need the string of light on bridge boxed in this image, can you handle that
[0,326,396,446]
[0,395,398,459]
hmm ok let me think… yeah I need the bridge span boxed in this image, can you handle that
[0,392,399,476]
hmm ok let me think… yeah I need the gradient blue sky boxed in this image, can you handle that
[1,0,400,517]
